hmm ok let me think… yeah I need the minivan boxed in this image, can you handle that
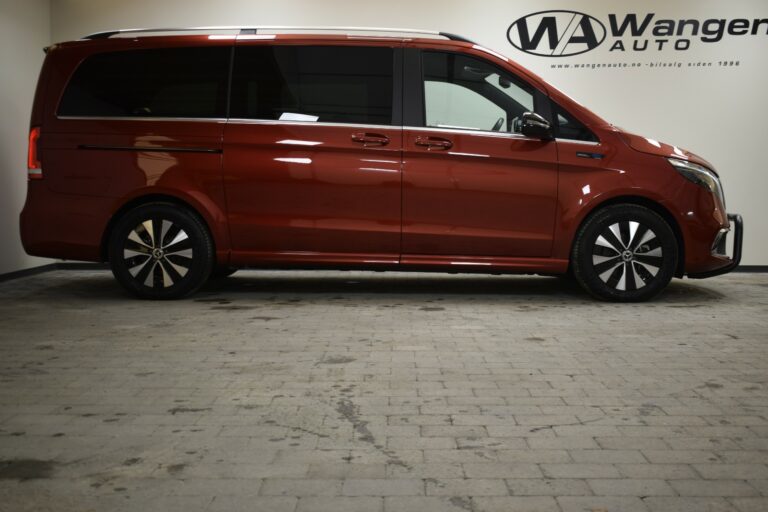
[21,26,743,301]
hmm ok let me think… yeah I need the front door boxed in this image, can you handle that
[402,49,558,262]
[223,43,402,266]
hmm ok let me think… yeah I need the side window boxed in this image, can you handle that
[553,104,598,142]
[231,46,394,125]
[422,51,535,133]
[425,81,506,131]
[58,47,229,118]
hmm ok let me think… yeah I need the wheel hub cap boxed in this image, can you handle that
[592,220,663,291]
[122,218,194,288]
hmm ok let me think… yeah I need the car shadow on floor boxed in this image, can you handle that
[23,270,726,305]
[195,271,725,305]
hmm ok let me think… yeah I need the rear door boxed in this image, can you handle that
[223,42,403,266]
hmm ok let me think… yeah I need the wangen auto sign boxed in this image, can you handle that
[507,10,768,57]
[507,11,606,57]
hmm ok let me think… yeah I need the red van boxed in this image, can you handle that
[21,27,742,301]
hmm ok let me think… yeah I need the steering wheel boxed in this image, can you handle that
[491,117,504,132]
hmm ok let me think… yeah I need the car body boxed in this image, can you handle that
[20,27,743,300]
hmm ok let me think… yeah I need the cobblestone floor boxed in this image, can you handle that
[0,270,767,512]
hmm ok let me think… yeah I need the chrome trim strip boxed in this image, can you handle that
[405,125,540,141]
[57,117,601,146]
[57,115,227,123]
[78,144,222,154]
[227,118,396,130]
[555,138,601,146]
[472,44,510,62]
[447,151,490,158]
[230,119,546,142]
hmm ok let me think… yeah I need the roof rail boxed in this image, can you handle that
[81,26,475,43]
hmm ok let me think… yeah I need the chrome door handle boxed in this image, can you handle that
[351,132,390,146]
[414,136,453,150]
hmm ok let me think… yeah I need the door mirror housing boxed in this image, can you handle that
[518,112,553,140]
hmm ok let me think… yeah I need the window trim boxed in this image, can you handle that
[423,80,509,134]
[405,124,547,142]
[55,44,402,127]
[407,48,549,135]
[228,44,400,127]
[56,115,228,123]
[403,48,423,127]
[56,46,231,119]
[226,118,399,131]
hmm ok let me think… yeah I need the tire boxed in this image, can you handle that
[572,204,677,302]
[209,267,237,279]
[108,202,214,299]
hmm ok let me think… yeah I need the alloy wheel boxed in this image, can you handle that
[592,221,663,291]
[123,218,194,288]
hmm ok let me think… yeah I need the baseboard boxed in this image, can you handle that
[733,265,768,272]
[1,262,766,283]
[57,262,110,270]
[0,263,59,283]
[0,262,108,283]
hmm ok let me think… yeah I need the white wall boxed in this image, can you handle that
[0,0,51,275]
[40,0,768,265]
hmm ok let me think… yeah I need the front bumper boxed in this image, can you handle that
[688,213,743,279]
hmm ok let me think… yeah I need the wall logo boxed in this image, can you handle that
[507,11,768,57]
[507,10,606,57]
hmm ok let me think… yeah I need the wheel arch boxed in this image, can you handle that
[100,193,225,264]
[570,195,686,277]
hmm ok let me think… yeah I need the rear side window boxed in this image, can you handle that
[231,45,394,125]
[57,47,229,118]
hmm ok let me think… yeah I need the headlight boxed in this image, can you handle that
[667,158,725,208]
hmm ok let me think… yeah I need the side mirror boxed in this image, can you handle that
[518,112,553,140]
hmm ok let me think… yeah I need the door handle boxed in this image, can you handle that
[414,136,453,150]
[351,132,390,147]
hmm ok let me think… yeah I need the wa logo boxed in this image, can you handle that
[507,10,606,57]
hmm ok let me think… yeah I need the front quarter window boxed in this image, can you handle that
[553,104,598,142]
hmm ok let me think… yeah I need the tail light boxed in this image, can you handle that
[27,126,42,180]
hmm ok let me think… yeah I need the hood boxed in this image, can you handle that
[617,130,716,171]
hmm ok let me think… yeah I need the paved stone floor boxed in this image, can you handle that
[0,270,767,512]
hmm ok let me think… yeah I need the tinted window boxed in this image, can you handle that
[58,47,229,118]
[423,51,535,133]
[231,46,394,125]
[554,104,598,142]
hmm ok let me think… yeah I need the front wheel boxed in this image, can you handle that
[572,204,678,302]
[108,203,214,299]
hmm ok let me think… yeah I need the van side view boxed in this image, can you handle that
[21,27,743,301]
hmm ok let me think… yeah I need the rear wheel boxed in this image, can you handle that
[572,204,677,302]
[108,203,213,299]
